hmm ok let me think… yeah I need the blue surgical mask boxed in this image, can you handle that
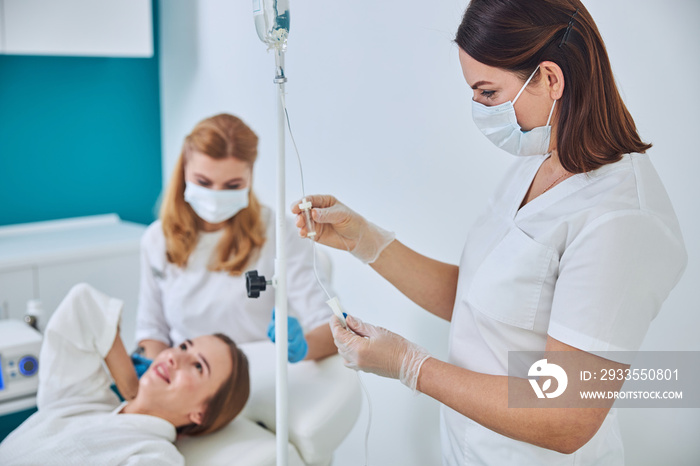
[184,182,250,224]
[472,65,557,156]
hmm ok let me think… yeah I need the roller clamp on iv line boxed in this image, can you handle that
[245,270,348,329]
[298,198,316,239]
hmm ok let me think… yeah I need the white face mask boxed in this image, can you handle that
[472,65,557,156]
[184,181,250,224]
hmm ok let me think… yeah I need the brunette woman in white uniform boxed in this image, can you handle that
[291,1,687,464]
[135,114,336,363]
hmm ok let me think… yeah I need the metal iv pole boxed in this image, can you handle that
[248,2,291,465]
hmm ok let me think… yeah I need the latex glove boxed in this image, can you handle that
[330,314,431,393]
[291,195,395,264]
[267,309,309,363]
[131,351,153,379]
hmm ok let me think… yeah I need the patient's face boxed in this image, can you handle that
[138,335,233,425]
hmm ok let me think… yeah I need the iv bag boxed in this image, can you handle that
[253,0,290,51]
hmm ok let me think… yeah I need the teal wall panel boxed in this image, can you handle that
[0,7,161,227]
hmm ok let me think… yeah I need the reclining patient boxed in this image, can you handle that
[0,283,250,465]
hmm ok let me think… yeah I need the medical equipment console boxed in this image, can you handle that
[0,320,42,405]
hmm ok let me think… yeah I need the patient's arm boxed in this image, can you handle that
[38,283,123,408]
[138,339,170,360]
[304,323,337,361]
[105,331,139,401]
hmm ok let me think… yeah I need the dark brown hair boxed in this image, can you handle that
[456,0,651,173]
[160,113,266,275]
[178,333,250,436]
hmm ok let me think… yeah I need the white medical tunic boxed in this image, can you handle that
[135,206,333,347]
[0,283,183,466]
[442,153,686,465]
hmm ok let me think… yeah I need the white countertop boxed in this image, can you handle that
[0,214,147,271]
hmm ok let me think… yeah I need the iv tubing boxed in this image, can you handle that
[281,83,374,466]
[283,98,306,197]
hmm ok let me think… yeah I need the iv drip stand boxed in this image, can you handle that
[248,5,292,464]
[273,48,289,466]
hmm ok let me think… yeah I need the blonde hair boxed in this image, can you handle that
[160,113,266,275]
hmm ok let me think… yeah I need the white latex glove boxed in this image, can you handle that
[330,314,431,393]
[291,195,395,264]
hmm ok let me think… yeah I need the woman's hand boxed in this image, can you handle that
[267,309,308,363]
[329,315,431,392]
[130,352,153,378]
[291,194,395,264]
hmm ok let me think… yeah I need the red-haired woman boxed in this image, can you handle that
[293,1,686,464]
[135,113,336,364]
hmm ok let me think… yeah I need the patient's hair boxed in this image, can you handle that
[178,333,250,436]
[160,113,266,275]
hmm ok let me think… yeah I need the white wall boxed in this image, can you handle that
[158,1,700,464]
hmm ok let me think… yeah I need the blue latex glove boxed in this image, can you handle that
[131,352,153,378]
[267,309,308,363]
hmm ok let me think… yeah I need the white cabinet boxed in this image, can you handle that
[0,0,153,57]
[0,214,146,350]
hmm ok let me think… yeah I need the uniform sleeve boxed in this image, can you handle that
[134,223,171,346]
[284,216,334,331]
[548,212,687,362]
[37,283,123,408]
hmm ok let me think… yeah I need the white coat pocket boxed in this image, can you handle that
[465,226,556,330]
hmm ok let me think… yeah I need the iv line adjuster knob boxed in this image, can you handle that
[245,270,271,298]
